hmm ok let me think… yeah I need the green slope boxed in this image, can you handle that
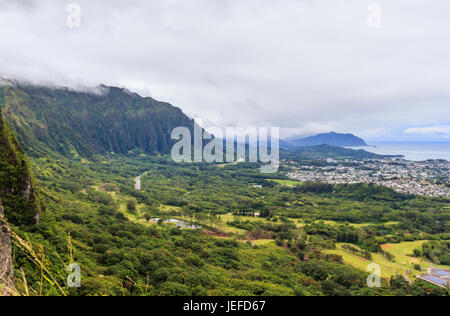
[0,106,42,226]
[282,144,403,160]
[0,84,196,158]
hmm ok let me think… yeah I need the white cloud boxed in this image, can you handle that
[404,125,450,138]
[1,0,450,140]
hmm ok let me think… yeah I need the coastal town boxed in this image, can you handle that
[286,159,449,197]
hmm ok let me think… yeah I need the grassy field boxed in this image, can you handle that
[216,214,265,235]
[216,161,240,168]
[93,182,449,283]
[322,220,400,228]
[220,214,265,223]
[380,241,449,271]
[324,241,450,280]
[249,239,276,246]
[269,179,303,186]
[295,219,400,229]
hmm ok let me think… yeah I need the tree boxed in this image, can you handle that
[143,213,151,223]
[127,201,137,212]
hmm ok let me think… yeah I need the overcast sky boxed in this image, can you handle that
[1,0,449,141]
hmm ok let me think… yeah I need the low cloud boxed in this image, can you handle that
[1,0,450,140]
[404,125,450,138]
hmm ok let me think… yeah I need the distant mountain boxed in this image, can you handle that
[282,132,368,149]
[0,84,198,158]
[282,144,403,161]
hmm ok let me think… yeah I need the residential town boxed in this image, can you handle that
[286,159,449,197]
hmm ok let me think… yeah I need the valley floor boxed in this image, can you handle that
[8,154,450,296]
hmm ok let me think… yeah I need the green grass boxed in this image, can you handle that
[295,219,400,229]
[324,220,400,228]
[159,204,182,213]
[249,239,275,246]
[214,214,250,234]
[324,241,450,280]
[268,179,302,186]
[216,161,239,168]
[220,214,264,223]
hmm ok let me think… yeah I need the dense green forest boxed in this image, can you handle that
[3,152,448,296]
[0,84,197,157]
[413,241,450,265]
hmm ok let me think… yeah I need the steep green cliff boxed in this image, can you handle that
[0,84,196,158]
[0,104,43,295]
[0,106,42,226]
[0,200,14,296]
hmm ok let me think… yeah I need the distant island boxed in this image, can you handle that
[281,144,404,161]
[282,132,368,149]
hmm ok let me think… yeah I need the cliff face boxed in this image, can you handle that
[1,84,197,158]
[0,200,14,296]
[0,107,42,226]
[0,107,42,295]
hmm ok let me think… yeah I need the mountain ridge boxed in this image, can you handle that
[282,132,368,149]
[0,83,198,158]
[282,144,403,161]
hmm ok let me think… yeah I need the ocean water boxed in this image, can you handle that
[350,142,450,161]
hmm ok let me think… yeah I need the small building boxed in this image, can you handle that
[417,269,450,288]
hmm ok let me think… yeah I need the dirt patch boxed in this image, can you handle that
[203,230,230,238]
[381,244,393,250]
[247,230,273,240]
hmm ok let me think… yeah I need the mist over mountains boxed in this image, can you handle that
[0,82,395,163]
[0,83,197,158]
[281,132,368,149]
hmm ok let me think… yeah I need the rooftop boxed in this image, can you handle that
[417,269,450,288]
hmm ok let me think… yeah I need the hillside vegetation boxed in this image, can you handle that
[0,107,42,226]
[0,84,448,296]
[1,84,196,157]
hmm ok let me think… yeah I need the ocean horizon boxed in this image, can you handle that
[350,141,450,161]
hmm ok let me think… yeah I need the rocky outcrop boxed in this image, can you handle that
[0,105,42,295]
[0,108,42,226]
[0,200,15,296]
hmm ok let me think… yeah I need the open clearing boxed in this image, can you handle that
[269,179,303,186]
[295,219,400,229]
[324,241,450,280]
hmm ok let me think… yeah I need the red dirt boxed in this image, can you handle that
[203,230,230,238]
[246,231,273,240]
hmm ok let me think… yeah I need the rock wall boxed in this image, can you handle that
[0,200,14,296]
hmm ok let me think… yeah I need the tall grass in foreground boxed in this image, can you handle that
[1,217,69,296]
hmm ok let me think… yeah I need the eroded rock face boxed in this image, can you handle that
[0,107,41,296]
[0,108,43,227]
[0,200,15,296]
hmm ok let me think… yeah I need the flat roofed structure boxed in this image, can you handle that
[433,269,450,277]
[417,269,450,288]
